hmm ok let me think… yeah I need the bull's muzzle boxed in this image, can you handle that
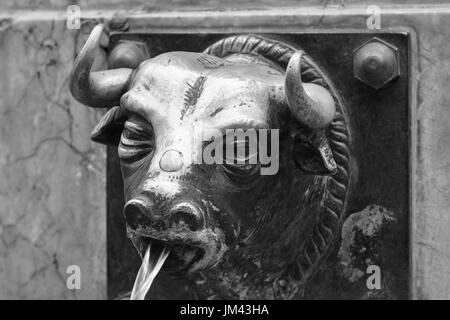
[124,198,204,232]
[124,197,225,273]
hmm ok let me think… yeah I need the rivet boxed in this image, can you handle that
[107,41,149,69]
[160,150,184,172]
[109,14,129,32]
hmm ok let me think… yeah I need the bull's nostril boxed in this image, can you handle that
[124,200,153,231]
[169,202,203,231]
[170,211,198,230]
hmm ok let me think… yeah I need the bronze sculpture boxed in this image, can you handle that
[69,25,351,299]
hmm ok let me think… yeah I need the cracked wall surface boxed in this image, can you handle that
[0,16,106,299]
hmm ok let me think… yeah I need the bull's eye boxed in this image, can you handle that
[221,134,261,183]
[118,120,154,163]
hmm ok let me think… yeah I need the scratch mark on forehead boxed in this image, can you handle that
[181,76,207,120]
[209,106,224,118]
[196,55,225,69]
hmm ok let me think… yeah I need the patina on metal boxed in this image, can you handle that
[69,24,351,299]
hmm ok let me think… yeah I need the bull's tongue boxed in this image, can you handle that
[130,243,170,300]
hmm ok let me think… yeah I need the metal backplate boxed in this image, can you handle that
[107,32,410,299]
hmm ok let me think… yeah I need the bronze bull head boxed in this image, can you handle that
[70,25,351,299]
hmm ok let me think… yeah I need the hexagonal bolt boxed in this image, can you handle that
[353,38,400,90]
[107,40,149,69]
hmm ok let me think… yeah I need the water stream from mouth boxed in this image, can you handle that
[130,243,170,300]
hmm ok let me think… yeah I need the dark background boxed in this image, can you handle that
[106,32,410,299]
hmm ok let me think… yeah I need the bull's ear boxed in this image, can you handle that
[293,130,337,175]
[91,106,127,146]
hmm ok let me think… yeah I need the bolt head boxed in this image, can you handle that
[109,14,129,31]
[353,37,400,89]
[107,41,149,69]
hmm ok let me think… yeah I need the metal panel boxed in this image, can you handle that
[107,31,410,299]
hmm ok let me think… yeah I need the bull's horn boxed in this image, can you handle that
[69,24,133,108]
[284,51,336,129]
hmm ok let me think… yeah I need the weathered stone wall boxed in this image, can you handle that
[1,0,449,10]
[1,1,450,299]
[0,17,106,299]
